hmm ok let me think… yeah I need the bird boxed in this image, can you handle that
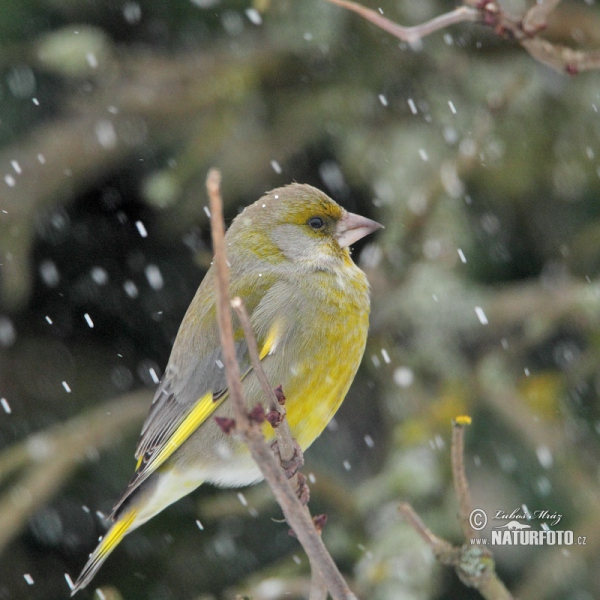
[70,183,382,594]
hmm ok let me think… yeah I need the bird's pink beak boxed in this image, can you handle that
[335,211,383,248]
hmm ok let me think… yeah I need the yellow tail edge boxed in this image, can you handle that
[70,507,138,596]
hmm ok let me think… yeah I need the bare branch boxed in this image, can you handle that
[521,38,600,74]
[230,298,281,413]
[206,168,357,600]
[451,418,476,540]
[231,298,303,490]
[398,503,457,563]
[325,0,600,74]
[522,0,562,34]
[399,418,514,600]
[207,169,248,428]
[309,570,329,600]
[325,0,479,44]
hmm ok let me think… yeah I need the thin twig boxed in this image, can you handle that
[451,419,476,540]
[522,0,562,34]
[207,169,247,428]
[206,168,356,600]
[325,0,600,74]
[230,299,281,413]
[325,0,479,44]
[398,503,457,563]
[231,298,303,496]
[399,418,514,600]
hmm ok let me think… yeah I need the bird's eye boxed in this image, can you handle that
[308,217,325,230]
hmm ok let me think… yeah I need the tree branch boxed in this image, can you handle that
[451,418,476,541]
[325,0,479,44]
[206,168,356,600]
[399,417,513,600]
[324,0,600,74]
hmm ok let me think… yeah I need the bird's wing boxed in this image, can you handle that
[110,272,283,519]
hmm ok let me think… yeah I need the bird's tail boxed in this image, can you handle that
[70,506,138,596]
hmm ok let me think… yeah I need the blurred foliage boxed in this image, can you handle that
[1,0,600,599]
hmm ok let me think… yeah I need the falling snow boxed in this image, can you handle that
[0,317,16,347]
[145,264,164,290]
[123,1,142,24]
[245,8,262,25]
[91,266,108,284]
[536,445,553,469]
[123,280,139,298]
[94,120,117,148]
[135,220,148,237]
[64,573,74,590]
[84,313,94,328]
[86,53,98,68]
[39,260,60,287]
[474,306,488,325]
[149,367,159,384]
[393,367,414,388]
[62,381,71,393]
[1,398,11,414]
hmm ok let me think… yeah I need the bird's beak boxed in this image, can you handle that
[335,211,383,248]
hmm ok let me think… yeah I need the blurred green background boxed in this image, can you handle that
[1,1,600,598]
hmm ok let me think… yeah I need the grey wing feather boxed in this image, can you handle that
[135,341,250,461]
[109,341,250,520]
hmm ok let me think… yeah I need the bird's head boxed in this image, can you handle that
[228,184,382,271]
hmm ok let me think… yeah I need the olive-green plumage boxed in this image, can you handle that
[71,183,382,594]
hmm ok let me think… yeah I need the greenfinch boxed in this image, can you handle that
[71,183,382,594]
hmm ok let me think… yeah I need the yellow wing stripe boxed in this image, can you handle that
[259,321,280,360]
[135,324,280,475]
[70,507,139,594]
[148,391,219,472]
[97,507,138,559]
